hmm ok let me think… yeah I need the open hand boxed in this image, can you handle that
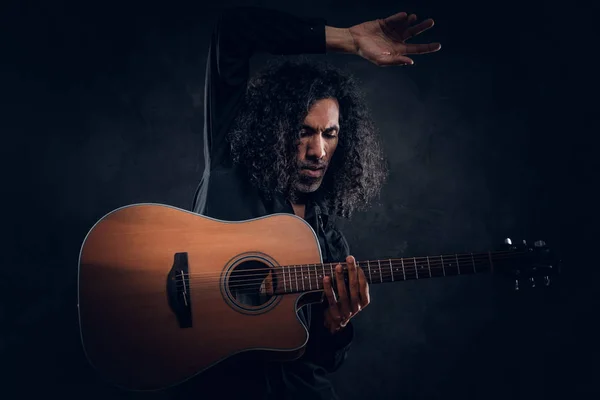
[349,12,441,66]
[322,255,370,334]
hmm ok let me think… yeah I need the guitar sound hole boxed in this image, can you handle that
[228,260,277,307]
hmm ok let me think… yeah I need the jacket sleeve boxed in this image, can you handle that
[303,226,354,373]
[202,6,327,171]
[192,6,327,213]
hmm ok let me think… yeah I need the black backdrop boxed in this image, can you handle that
[2,0,597,398]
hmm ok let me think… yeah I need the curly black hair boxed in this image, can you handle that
[228,58,388,219]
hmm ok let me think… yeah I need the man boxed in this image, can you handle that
[187,6,440,399]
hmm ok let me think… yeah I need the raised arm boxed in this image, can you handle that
[202,7,328,171]
[202,7,441,170]
[193,7,440,213]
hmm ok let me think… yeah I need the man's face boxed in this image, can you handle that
[294,97,340,194]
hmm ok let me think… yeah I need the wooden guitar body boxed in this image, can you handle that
[79,203,560,392]
[78,204,323,391]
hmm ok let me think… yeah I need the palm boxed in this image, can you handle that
[349,12,441,66]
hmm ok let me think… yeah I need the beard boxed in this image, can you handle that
[287,166,325,204]
[294,173,323,193]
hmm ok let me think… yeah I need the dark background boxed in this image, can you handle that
[2,0,597,398]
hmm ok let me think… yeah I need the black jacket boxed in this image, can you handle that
[185,6,354,400]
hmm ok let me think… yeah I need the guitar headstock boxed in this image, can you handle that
[501,238,561,291]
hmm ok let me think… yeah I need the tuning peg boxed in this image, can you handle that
[534,240,546,247]
[504,238,512,245]
[529,277,535,288]
[514,279,520,291]
[544,276,550,286]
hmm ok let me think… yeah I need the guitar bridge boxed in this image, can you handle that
[167,252,192,328]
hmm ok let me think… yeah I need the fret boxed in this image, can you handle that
[288,267,293,292]
[367,261,372,283]
[413,257,419,279]
[389,259,394,281]
[315,264,323,289]
[471,252,476,273]
[294,266,299,292]
[416,257,430,278]
[443,255,458,276]
[322,263,326,284]
[440,255,446,276]
[455,254,461,275]
[315,264,321,289]
[426,256,432,278]
[301,266,305,291]
[282,267,287,293]
[330,263,334,284]
[401,258,406,280]
[430,256,444,278]
[377,260,383,283]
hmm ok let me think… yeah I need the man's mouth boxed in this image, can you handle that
[301,167,324,177]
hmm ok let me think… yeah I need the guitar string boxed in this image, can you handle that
[177,252,529,291]
[175,251,527,283]
[173,249,523,280]
[167,253,538,296]
[137,259,546,300]
[183,266,492,296]
[182,260,513,295]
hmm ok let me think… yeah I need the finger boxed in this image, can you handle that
[402,18,435,41]
[377,54,414,66]
[357,266,371,309]
[347,256,360,314]
[323,275,338,308]
[382,12,416,42]
[340,317,348,328]
[335,264,352,318]
[382,11,408,26]
[404,42,442,55]
[389,12,416,30]
[323,275,342,322]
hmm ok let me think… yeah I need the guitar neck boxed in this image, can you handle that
[274,250,525,295]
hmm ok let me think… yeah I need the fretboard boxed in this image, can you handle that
[273,250,523,295]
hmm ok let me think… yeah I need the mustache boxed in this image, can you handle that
[299,163,327,170]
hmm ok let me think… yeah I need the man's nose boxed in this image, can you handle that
[307,135,326,160]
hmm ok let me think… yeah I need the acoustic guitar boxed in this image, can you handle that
[77,203,559,391]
